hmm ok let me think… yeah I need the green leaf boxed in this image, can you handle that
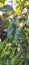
[7,15,18,40]
[11,57,19,65]
[16,0,22,3]
[14,28,25,40]
[0,5,13,12]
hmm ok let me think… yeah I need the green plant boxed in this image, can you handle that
[0,0,29,65]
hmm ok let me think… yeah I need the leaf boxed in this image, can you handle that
[15,6,22,14]
[0,5,13,12]
[16,0,22,3]
[14,27,25,41]
[14,16,27,40]
[11,57,19,65]
[7,15,18,40]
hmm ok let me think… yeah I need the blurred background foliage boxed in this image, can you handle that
[0,0,6,4]
[0,0,29,65]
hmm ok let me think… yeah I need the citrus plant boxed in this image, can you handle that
[0,0,29,65]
